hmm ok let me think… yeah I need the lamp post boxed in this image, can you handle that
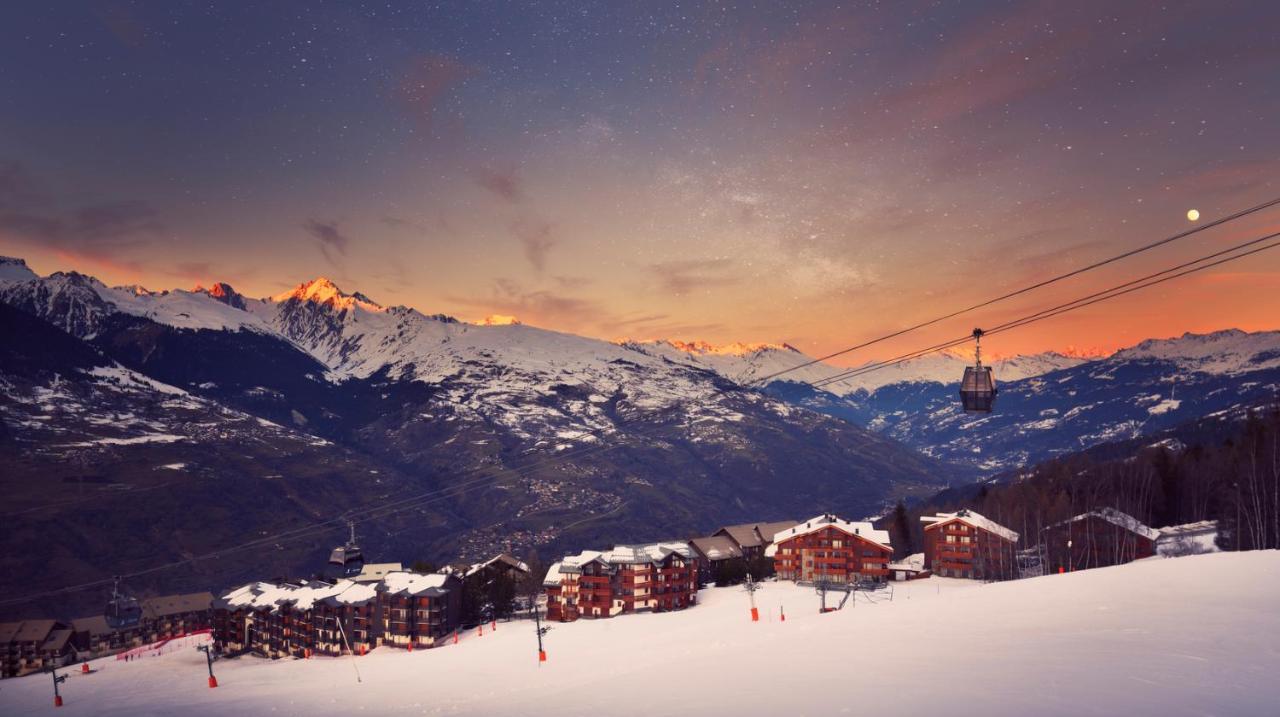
[196,644,218,688]
[533,605,551,663]
[50,666,68,707]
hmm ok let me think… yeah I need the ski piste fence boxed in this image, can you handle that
[115,629,212,662]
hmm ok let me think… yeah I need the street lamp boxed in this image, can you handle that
[50,665,68,707]
[196,644,218,688]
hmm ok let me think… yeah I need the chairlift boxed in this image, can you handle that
[104,576,142,630]
[959,328,997,413]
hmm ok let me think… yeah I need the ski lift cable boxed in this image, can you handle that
[751,195,1280,385]
[7,213,1280,607]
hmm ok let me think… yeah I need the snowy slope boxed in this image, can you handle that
[1,551,1276,716]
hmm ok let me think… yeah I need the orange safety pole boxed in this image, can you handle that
[453,629,458,645]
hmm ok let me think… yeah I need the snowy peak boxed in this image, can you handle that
[271,278,384,313]
[194,282,248,311]
[1110,328,1280,375]
[479,314,521,326]
[0,256,38,284]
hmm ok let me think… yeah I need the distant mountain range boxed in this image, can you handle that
[0,256,953,619]
[634,328,1280,472]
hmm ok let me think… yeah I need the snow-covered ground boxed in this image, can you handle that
[4,551,1277,716]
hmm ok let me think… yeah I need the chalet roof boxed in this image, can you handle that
[689,535,744,562]
[142,592,214,619]
[71,615,111,637]
[42,628,73,652]
[10,619,60,644]
[888,552,926,573]
[464,553,531,578]
[921,509,1020,543]
[1158,520,1219,539]
[217,579,377,612]
[602,541,694,565]
[1047,508,1159,540]
[554,550,609,576]
[765,514,892,556]
[716,520,799,549]
[542,562,564,587]
[380,571,455,597]
[0,622,22,644]
[352,563,403,583]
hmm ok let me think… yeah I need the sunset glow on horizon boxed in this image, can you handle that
[2,2,1278,364]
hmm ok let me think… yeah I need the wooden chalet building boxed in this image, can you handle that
[70,591,213,659]
[712,520,798,562]
[212,574,450,658]
[766,513,893,583]
[688,535,744,585]
[0,620,74,678]
[1043,508,1158,572]
[377,572,462,649]
[921,509,1019,580]
[544,542,698,622]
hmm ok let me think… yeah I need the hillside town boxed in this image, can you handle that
[1,509,1221,679]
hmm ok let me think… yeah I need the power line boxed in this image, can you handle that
[753,194,1280,384]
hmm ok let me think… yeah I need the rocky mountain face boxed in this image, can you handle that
[0,259,958,619]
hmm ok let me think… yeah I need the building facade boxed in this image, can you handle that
[1043,508,1158,572]
[212,572,460,658]
[766,514,893,583]
[544,542,698,622]
[0,620,74,678]
[921,510,1020,580]
[70,591,214,660]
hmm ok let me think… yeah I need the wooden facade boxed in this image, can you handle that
[212,573,460,659]
[1042,509,1158,573]
[544,543,699,623]
[767,514,893,583]
[0,620,74,678]
[921,510,1019,581]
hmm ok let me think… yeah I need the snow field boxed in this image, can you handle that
[2,551,1277,716]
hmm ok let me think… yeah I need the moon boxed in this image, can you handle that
[1187,209,1200,221]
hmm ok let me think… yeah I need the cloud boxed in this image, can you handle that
[303,219,351,266]
[475,168,522,203]
[0,160,165,262]
[648,258,739,295]
[510,219,556,272]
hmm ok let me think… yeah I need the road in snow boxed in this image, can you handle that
[3,551,1277,716]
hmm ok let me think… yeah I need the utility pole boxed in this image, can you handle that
[533,605,551,663]
[196,644,218,688]
[50,665,68,707]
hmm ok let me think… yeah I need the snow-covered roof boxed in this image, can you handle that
[921,509,1019,543]
[219,578,382,612]
[463,553,531,578]
[888,552,926,572]
[689,535,744,561]
[1047,508,1159,540]
[602,541,694,564]
[380,571,453,596]
[353,562,403,583]
[765,514,892,556]
[1157,520,1219,539]
[553,550,609,576]
[542,562,564,587]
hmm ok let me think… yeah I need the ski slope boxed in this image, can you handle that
[3,551,1277,716]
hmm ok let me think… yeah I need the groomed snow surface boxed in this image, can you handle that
[4,552,1277,716]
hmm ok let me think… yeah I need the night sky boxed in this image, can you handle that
[2,1,1278,362]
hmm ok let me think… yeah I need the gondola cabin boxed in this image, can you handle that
[959,328,997,413]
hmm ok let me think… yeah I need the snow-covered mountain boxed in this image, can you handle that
[0,258,958,618]
[619,338,1097,394]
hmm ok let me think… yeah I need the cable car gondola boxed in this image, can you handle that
[327,521,365,578]
[959,328,997,413]
[104,576,142,630]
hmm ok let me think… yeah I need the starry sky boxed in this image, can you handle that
[1,1,1278,362]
